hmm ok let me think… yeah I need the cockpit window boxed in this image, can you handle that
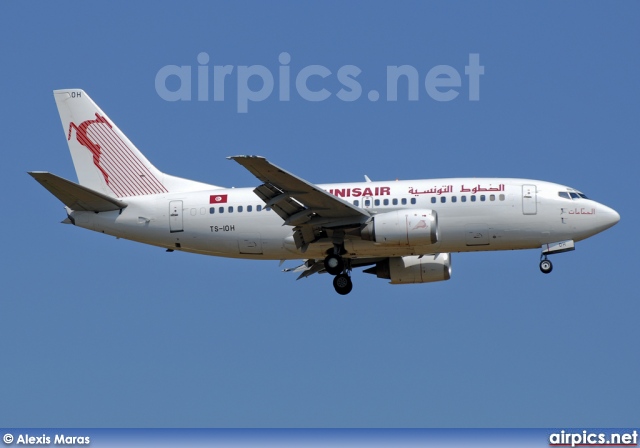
[559,191,589,200]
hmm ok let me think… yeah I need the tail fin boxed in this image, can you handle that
[54,89,217,197]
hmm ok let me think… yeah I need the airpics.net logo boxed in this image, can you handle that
[155,52,484,113]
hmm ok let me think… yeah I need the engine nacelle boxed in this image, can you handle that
[364,254,451,284]
[360,209,438,246]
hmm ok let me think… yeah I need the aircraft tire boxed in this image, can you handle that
[333,274,353,295]
[539,259,553,274]
[324,254,344,276]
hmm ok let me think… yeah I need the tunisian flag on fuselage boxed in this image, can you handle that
[210,194,228,204]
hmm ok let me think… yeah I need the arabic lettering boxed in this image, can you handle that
[460,184,505,194]
[567,208,596,215]
[408,185,453,195]
[408,184,506,195]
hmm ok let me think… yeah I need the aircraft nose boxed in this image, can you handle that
[599,204,620,230]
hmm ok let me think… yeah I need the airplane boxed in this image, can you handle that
[30,89,620,295]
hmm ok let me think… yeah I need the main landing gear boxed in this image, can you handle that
[332,273,353,295]
[323,253,344,275]
[324,244,353,295]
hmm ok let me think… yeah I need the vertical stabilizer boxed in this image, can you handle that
[54,89,219,197]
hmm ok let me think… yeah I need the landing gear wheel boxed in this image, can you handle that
[540,259,553,274]
[333,274,353,295]
[324,254,344,276]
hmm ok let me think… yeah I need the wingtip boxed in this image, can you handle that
[228,155,265,160]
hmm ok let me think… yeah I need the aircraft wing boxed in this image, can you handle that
[229,155,370,250]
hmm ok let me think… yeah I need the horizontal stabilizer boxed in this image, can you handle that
[29,171,127,212]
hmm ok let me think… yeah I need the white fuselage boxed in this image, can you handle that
[68,178,620,261]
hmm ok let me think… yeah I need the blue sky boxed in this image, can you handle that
[0,1,638,428]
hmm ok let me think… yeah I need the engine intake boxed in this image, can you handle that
[364,254,451,284]
[361,209,438,246]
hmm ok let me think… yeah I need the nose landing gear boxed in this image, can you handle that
[538,240,575,274]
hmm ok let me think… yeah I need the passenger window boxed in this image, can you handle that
[364,199,371,207]
[392,198,398,205]
[440,197,446,203]
[480,195,486,202]
[190,208,197,216]
[354,200,359,206]
[238,206,243,212]
[247,205,253,212]
[200,207,206,215]
[228,206,233,213]
[499,194,505,201]
[374,199,380,206]
[383,199,389,206]
[210,207,215,214]
[471,195,476,202]
[219,207,224,213]
[410,198,416,205]
[490,194,495,201]
[431,197,436,204]
[257,205,262,211]
[401,198,407,205]
[461,196,467,202]
[452,196,457,203]
[266,207,271,211]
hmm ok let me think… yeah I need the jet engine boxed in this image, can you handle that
[360,209,438,246]
[363,254,451,284]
